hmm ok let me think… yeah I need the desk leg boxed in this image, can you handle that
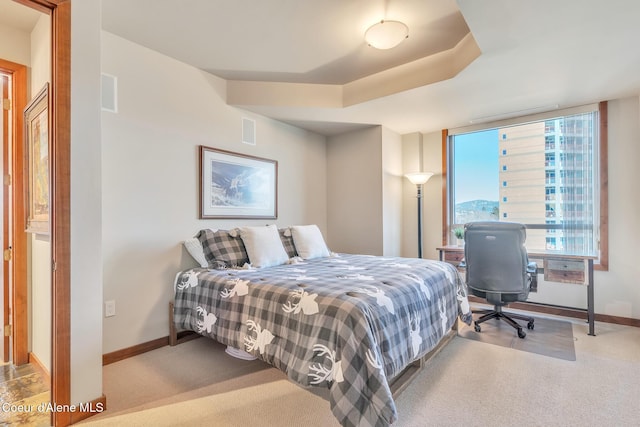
[439,251,444,262]
[587,259,595,336]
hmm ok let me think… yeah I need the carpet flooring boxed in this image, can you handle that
[457,313,577,361]
[80,319,640,427]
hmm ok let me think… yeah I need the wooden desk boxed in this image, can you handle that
[436,245,597,336]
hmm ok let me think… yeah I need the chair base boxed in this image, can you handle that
[473,305,535,339]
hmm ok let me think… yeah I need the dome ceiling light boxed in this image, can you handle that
[364,20,409,50]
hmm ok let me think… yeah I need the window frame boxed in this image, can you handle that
[441,102,608,270]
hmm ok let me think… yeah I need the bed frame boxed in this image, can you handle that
[168,301,458,398]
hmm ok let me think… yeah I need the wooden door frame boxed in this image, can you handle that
[0,58,28,366]
[1,72,6,363]
[11,1,71,426]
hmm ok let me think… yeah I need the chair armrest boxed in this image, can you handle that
[459,258,466,269]
[527,261,537,274]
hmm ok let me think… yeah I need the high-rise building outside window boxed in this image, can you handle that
[447,106,601,258]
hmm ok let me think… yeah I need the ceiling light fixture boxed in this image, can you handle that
[365,20,408,49]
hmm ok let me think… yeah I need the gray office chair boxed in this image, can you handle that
[463,221,537,339]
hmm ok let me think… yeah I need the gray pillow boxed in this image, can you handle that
[197,229,249,269]
[279,227,298,258]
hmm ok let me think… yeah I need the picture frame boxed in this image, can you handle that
[24,84,50,235]
[199,145,277,219]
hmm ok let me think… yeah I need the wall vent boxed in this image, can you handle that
[101,73,118,113]
[242,117,256,145]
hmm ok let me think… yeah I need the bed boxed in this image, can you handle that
[172,225,472,427]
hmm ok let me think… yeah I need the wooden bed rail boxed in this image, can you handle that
[390,325,457,398]
[171,298,459,397]
[169,301,176,346]
[169,301,199,346]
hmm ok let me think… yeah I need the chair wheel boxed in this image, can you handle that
[527,321,535,330]
[517,328,526,339]
[474,322,481,332]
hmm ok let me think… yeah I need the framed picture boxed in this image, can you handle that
[199,146,277,219]
[24,84,50,234]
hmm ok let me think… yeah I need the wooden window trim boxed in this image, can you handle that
[441,129,448,246]
[597,101,608,271]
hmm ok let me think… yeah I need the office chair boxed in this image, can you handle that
[463,221,537,339]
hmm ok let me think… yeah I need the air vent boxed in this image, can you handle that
[101,73,118,113]
[242,117,256,145]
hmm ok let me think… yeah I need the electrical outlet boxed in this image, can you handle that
[105,300,116,317]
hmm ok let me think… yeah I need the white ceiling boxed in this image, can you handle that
[6,0,640,136]
[101,0,470,85]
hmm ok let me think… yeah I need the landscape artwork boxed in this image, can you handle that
[200,146,277,219]
[25,84,50,234]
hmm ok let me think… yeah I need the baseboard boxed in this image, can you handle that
[468,296,640,327]
[28,351,51,384]
[592,312,640,327]
[103,331,200,366]
[69,394,106,424]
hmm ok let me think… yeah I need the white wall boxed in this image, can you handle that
[401,132,442,259]
[326,126,403,256]
[381,127,403,256]
[590,96,640,318]
[29,14,49,95]
[411,97,640,320]
[71,0,103,405]
[422,132,444,260]
[327,126,383,254]
[100,31,327,353]
[0,23,31,66]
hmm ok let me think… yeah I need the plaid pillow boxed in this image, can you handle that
[197,229,249,269]
[279,228,298,258]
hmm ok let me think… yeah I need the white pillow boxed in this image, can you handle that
[239,225,289,268]
[290,225,330,260]
[184,237,208,268]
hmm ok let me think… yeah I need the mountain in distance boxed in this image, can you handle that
[455,199,499,223]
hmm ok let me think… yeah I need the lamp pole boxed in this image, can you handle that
[416,183,423,258]
[404,172,434,259]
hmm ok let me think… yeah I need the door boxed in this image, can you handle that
[0,57,28,367]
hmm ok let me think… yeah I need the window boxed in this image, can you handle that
[446,104,607,267]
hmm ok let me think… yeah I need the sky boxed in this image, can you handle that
[453,128,499,203]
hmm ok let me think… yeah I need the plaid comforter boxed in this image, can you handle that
[174,254,471,427]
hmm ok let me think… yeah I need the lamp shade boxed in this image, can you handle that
[405,172,434,185]
[365,20,409,49]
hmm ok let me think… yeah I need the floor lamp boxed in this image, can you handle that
[405,172,434,258]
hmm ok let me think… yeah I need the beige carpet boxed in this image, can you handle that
[81,319,640,427]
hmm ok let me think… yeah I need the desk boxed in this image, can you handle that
[436,246,597,336]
